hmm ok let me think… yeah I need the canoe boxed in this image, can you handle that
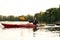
[1,23,37,28]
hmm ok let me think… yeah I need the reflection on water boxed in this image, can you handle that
[0,21,60,40]
[0,28,60,40]
[48,30,60,37]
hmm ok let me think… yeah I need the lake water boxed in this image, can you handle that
[0,21,60,40]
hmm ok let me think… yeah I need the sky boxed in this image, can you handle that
[0,0,60,16]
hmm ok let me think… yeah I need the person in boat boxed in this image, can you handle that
[29,17,39,32]
[32,17,39,32]
[32,17,38,25]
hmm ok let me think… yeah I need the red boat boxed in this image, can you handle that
[1,23,37,28]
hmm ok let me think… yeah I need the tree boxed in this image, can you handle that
[25,14,33,21]
[7,15,15,21]
[0,15,3,21]
[45,8,57,23]
[2,16,7,21]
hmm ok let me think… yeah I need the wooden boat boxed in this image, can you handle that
[1,23,37,28]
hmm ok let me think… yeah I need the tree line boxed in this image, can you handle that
[34,5,60,24]
[0,5,60,24]
[0,15,33,21]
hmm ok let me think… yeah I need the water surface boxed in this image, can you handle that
[0,21,60,40]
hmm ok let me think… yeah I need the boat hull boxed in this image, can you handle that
[1,23,37,28]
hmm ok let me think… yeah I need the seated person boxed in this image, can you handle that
[29,17,39,32]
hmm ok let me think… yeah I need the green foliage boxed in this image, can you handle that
[0,15,20,21]
[25,15,33,21]
[0,15,3,21]
[0,15,33,21]
[0,5,60,22]
[34,5,60,24]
